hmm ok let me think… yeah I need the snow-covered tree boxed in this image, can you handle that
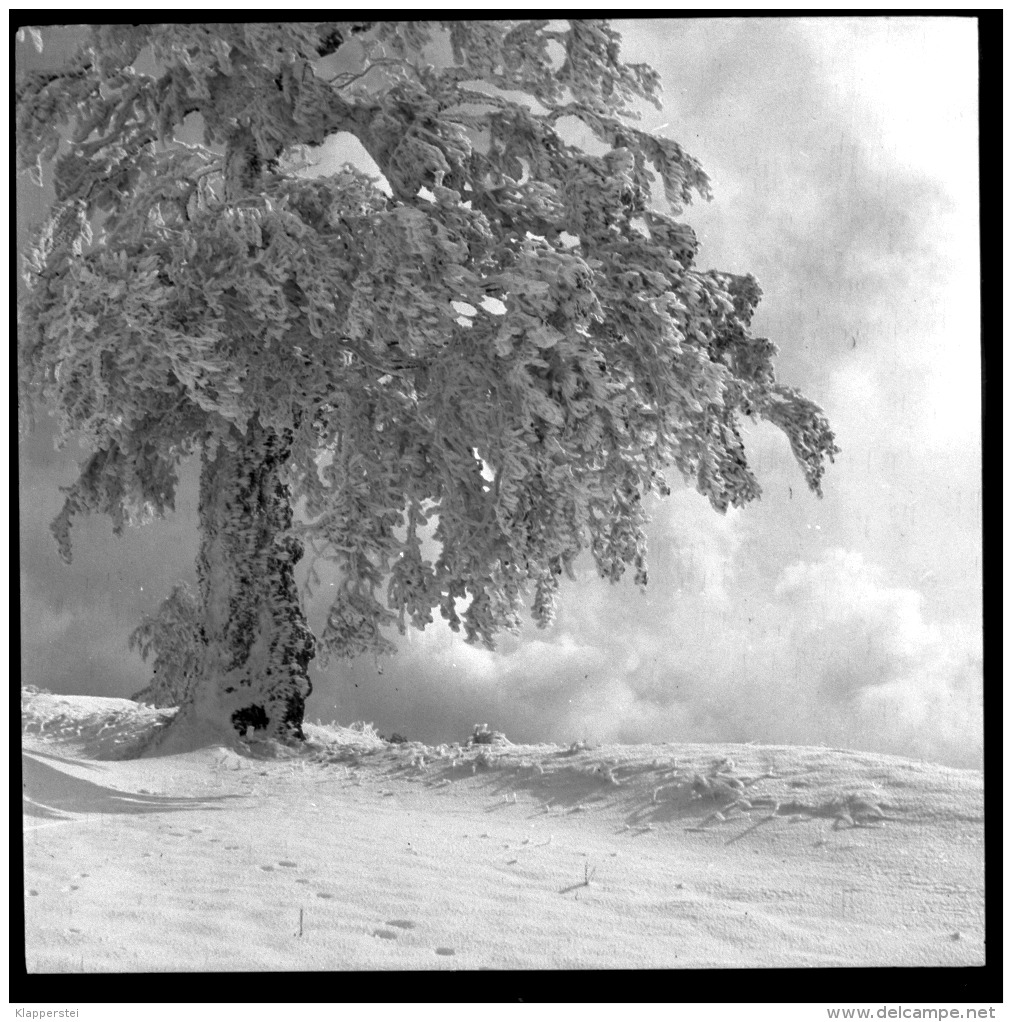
[17,21,838,746]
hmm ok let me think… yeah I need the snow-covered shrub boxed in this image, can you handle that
[468,722,509,746]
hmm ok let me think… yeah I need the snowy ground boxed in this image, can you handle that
[20,689,985,977]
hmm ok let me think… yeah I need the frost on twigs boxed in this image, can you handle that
[129,583,201,708]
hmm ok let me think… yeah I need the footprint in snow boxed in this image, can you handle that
[316,892,334,899]
[278,860,298,868]
[435,947,456,956]
[373,929,399,940]
[385,919,417,930]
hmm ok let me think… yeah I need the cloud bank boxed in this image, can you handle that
[319,486,982,769]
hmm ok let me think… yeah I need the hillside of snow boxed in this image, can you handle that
[20,689,984,974]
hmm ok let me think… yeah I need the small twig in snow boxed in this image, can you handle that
[558,861,597,895]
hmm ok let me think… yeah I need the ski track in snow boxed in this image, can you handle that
[20,692,984,972]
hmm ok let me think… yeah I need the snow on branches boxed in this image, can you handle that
[18,20,838,661]
[129,583,201,707]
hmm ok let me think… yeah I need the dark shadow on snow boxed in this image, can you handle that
[19,745,106,771]
[22,752,244,818]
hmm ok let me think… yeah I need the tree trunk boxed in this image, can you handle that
[155,417,315,749]
[147,128,315,752]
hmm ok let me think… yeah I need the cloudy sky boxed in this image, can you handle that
[17,19,982,767]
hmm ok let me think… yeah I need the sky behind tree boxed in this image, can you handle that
[17,19,982,767]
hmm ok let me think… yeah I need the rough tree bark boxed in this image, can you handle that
[189,417,316,740]
[152,416,315,750]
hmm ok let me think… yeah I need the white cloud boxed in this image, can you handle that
[327,543,980,767]
[796,18,978,187]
